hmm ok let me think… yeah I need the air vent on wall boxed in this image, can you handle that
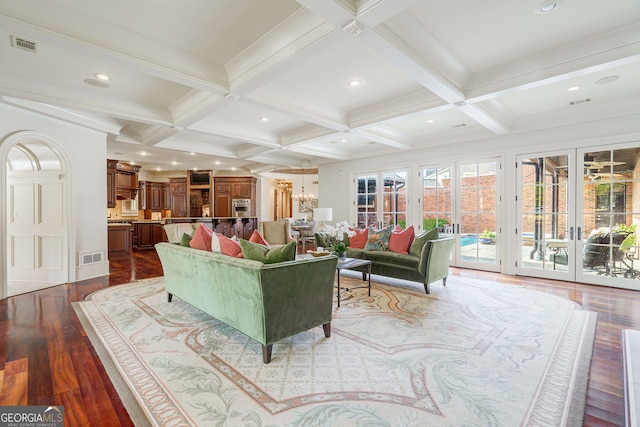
[569,98,591,106]
[10,35,38,53]
[80,251,103,266]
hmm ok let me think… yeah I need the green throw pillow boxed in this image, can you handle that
[364,225,393,251]
[239,239,297,264]
[409,228,438,257]
[180,232,193,247]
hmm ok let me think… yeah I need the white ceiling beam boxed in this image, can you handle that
[352,129,412,150]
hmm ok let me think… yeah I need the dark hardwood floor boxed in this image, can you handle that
[0,250,637,426]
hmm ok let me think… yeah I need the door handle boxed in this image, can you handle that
[577,226,582,241]
[569,226,574,240]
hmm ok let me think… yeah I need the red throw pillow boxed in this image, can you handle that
[189,223,213,251]
[348,227,369,249]
[249,229,270,247]
[218,234,243,258]
[388,225,415,254]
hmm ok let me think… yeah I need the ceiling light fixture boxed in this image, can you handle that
[535,1,558,14]
[568,85,581,91]
[426,119,434,123]
[94,73,109,81]
[347,80,362,88]
[259,116,269,122]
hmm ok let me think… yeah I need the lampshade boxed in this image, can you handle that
[313,208,332,222]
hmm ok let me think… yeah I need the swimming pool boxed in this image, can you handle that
[460,236,478,246]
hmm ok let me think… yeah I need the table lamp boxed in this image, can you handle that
[314,208,332,231]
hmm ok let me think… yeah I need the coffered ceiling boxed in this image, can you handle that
[1,0,639,173]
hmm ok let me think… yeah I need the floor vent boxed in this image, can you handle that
[10,35,38,53]
[80,251,103,266]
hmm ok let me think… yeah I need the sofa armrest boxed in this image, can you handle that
[419,237,454,279]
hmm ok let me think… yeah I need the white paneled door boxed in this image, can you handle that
[7,174,67,295]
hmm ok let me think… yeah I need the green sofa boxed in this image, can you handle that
[316,232,455,294]
[155,242,338,363]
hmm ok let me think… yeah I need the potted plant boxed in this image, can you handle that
[480,229,496,244]
[324,221,355,261]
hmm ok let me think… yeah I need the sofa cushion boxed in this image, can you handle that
[249,229,270,247]
[218,234,243,258]
[180,232,193,247]
[388,225,415,254]
[365,225,393,251]
[364,250,420,269]
[409,228,438,257]
[189,223,213,251]
[348,228,369,249]
[239,239,297,264]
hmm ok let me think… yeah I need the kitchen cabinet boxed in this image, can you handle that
[162,183,171,209]
[132,222,166,250]
[107,166,116,208]
[108,224,132,255]
[107,159,140,202]
[213,177,257,217]
[170,177,187,217]
[140,181,167,211]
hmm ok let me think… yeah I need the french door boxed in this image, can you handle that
[420,158,500,271]
[354,170,408,229]
[516,144,640,290]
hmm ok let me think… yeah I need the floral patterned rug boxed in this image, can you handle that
[73,274,596,426]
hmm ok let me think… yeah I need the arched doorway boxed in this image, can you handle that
[1,132,70,298]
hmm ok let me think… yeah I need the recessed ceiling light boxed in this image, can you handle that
[215,161,221,165]
[595,75,619,85]
[426,119,434,123]
[568,85,581,91]
[94,73,109,81]
[189,152,195,155]
[156,167,161,171]
[231,167,237,171]
[347,79,362,88]
[140,151,147,156]
[259,116,269,122]
[535,1,559,14]
[340,138,348,142]
[171,161,177,165]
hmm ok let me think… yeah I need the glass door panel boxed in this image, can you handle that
[356,174,378,228]
[456,161,499,270]
[517,153,573,278]
[577,147,640,288]
[382,171,408,228]
[355,170,408,230]
[421,166,453,236]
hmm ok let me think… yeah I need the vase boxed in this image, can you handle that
[336,251,347,261]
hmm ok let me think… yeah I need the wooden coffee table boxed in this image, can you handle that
[336,258,371,307]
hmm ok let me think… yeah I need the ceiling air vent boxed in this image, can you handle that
[452,123,467,128]
[569,98,591,106]
[10,35,38,53]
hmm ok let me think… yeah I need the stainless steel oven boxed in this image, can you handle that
[232,198,251,217]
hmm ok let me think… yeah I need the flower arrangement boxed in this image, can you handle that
[324,221,355,255]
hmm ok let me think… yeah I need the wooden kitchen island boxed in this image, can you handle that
[164,217,258,240]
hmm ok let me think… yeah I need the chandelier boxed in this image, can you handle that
[292,173,314,201]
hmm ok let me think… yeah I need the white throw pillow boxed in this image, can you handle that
[211,232,221,253]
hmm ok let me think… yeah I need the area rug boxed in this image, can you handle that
[72,275,596,426]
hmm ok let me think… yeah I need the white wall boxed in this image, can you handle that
[0,103,110,293]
